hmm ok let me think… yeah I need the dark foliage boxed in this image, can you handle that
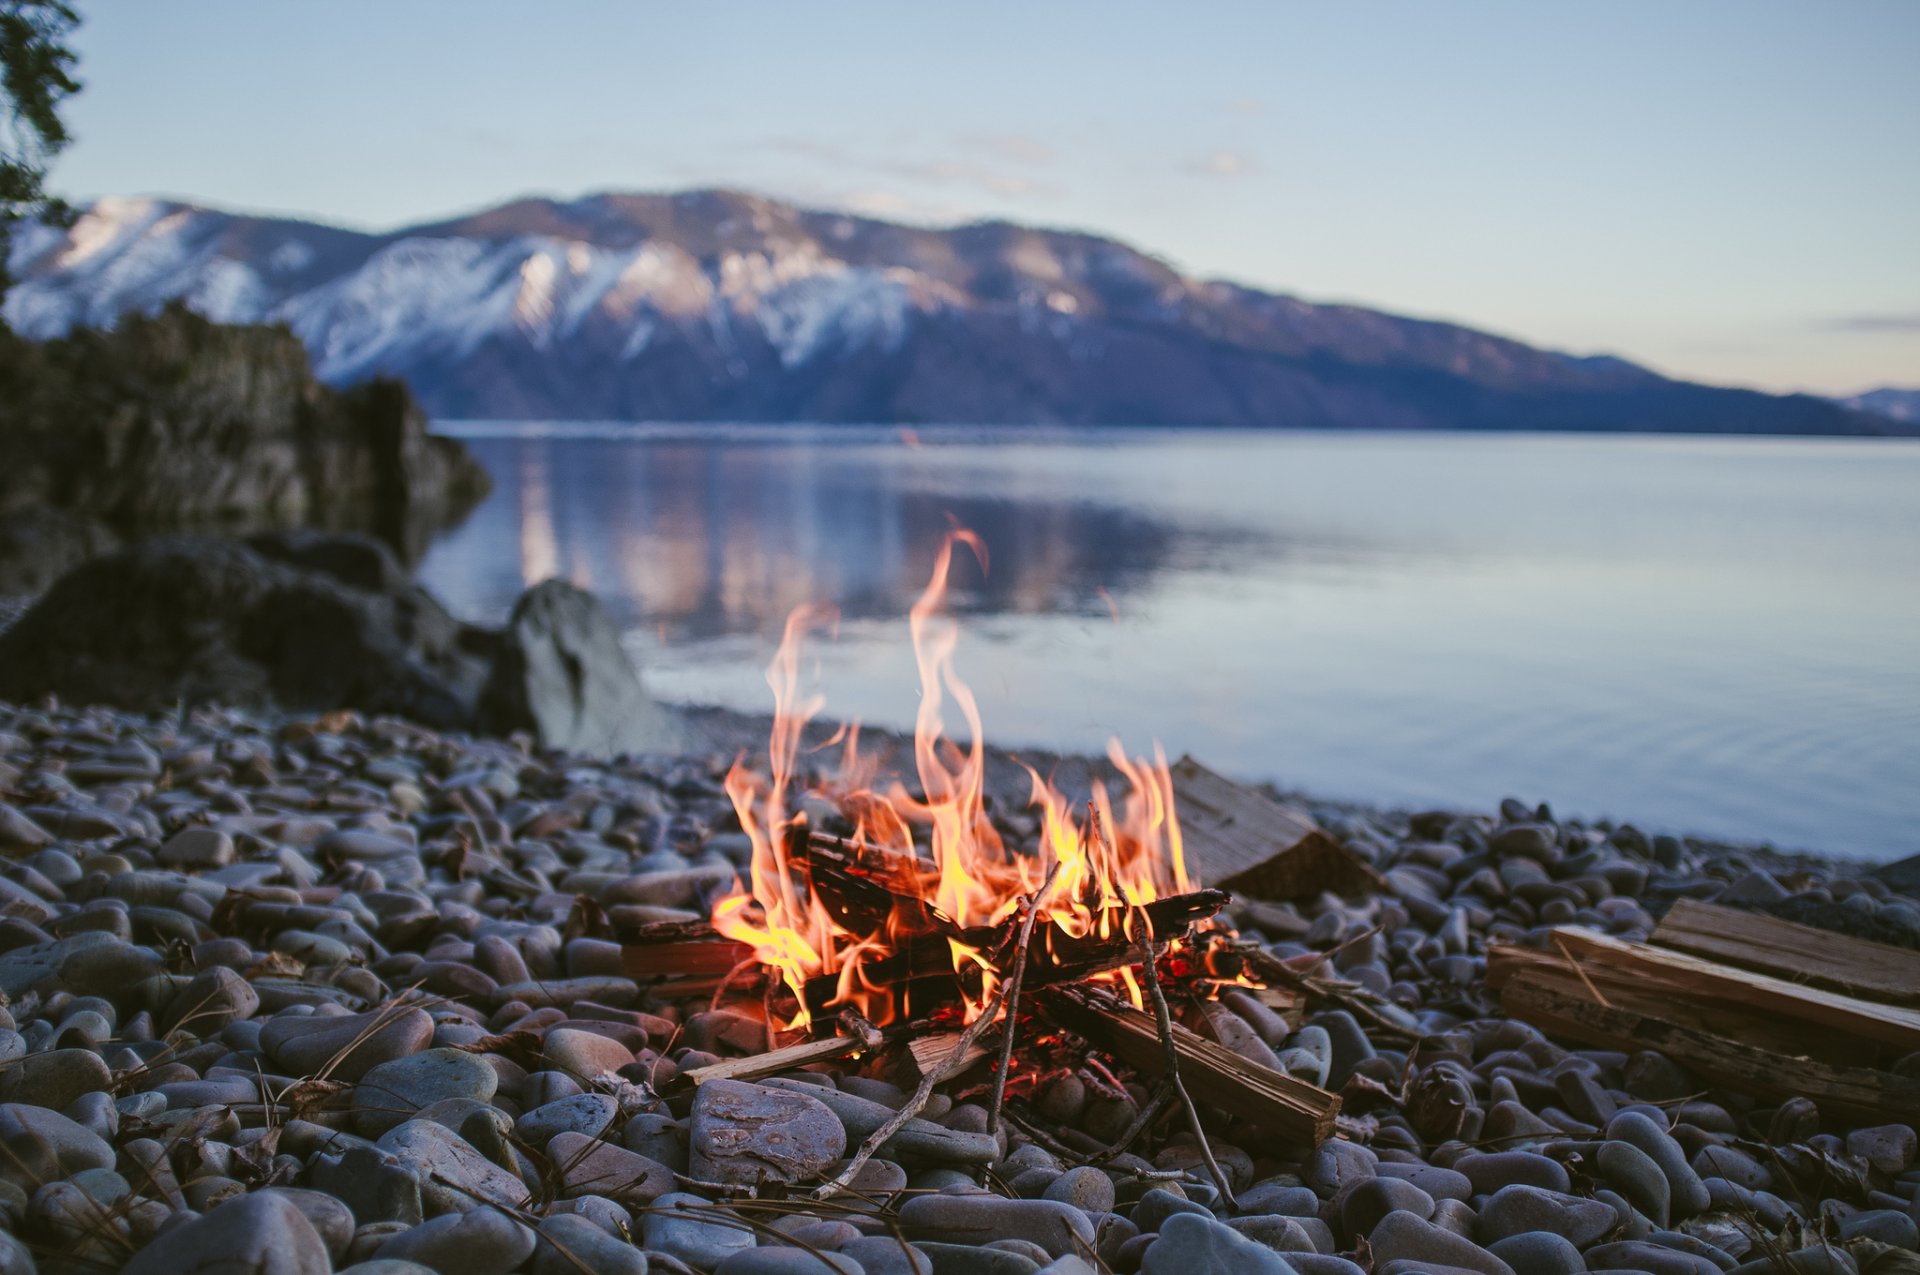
[0,0,80,298]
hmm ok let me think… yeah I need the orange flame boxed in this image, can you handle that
[714,529,1198,1029]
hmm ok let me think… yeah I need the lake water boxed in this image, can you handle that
[419,424,1920,862]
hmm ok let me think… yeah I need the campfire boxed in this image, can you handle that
[623,530,1343,1201]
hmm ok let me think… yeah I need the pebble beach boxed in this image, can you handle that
[1,697,1916,1275]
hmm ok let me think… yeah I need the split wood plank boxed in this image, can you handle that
[909,1031,992,1080]
[1169,756,1388,902]
[1544,926,1920,1056]
[1037,983,1340,1145]
[675,1034,869,1087]
[1652,897,1920,1007]
[1498,975,1920,1122]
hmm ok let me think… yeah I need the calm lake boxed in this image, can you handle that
[419,424,1920,861]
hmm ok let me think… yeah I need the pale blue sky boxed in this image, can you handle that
[55,1,1920,393]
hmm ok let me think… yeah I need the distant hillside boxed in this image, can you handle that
[1837,387,1920,425]
[3,190,1901,435]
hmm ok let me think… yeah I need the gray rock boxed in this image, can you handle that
[0,1102,114,1189]
[1142,1212,1298,1275]
[543,1026,636,1078]
[910,1243,1042,1275]
[644,1190,757,1269]
[306,1144,426,1225]
[1312,1011,1375,1089]
[1454,1151,1569,1195]
[1367,1210,1515,1275]
[123,1191,331,1275]
[532,1213,649,1275]
[517,1092,620,1147]
[354,1048,499,1136]
[836,1238,932,1275]
[1131,1187,1212,1232]
[1305,1137,1378,1198]
[1837,1208,1918,1248]
[1476,1185,1615,1247]
[1844,1123,1916,1174]
[480,579,697,757]
[899,1193,1097,1258]
[763,1079,998,1165]
[1340,1177,1435,1239]
[715,1250,862,1275]
[1597,1140,1672,1227]
[376,1120,531,1215]
[1375,1162,1472,1202]
[159,827,235,868]
[374,1207,537,1275]
[0,1047,110,1108]
[1584,1239,1724,1274]
[1043,1166,1115,1213]
[689,1079,849,1185]
[547,1131,677,1204]
[261,1187,357,1262]
[1486,1232,1584,1275]
[262,1006,434,1081]
[1606,1111,1711,1220]
[0,932,162,1002]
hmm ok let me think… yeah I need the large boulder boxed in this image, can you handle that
[481,578,697,756]
[0,533,489,727]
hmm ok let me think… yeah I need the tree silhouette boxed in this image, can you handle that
[0,0,80,300]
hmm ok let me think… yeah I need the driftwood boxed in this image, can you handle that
[909,1031,991,1079]
[1488,928,1920,1071]
[1652,898,1920,1007]
[1499,976,1920,1122]
[1037,983,1341,1145]
[1170,756,1388,901]
[619,919,753,979]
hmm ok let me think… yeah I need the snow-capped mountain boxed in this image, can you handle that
[2,190,1893,434]
[1837,388,1920,424]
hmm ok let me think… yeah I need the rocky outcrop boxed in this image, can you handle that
[0,508,119,596]
[0,534,697,756]
[0,304,490,557]
[481,579,699,757]
[0,534,490,729]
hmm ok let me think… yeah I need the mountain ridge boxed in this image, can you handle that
[3,188,1903,435]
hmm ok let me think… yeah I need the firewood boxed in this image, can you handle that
[798,888,1231,1016]
[618,919,754,978]
[1497,975,1920,1122]
[1652,898,1920,1007]
[1170,756,1388,901]
[1487,929,1920,1069]
[909,1031,990,1078]
[674,1033,872,1087]
[1037,983,1340,1145]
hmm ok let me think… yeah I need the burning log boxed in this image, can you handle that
[1036,983,1341,1146]
[1651,898,1920,1007]
[618,919,753,979]
[797,887,1232,1017]
[1169,756,1388,901]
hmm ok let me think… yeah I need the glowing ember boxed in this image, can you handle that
[714,529,1202,1029]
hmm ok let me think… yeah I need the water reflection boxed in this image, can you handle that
[429,431,1270,639]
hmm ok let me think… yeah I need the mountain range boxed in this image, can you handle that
[2,189,1905,435]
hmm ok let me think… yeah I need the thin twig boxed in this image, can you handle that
[1132,905,1239,1209]
[814,983,1011,1200]
[1087,1081,1175,1165]
[987,859,1064,1136]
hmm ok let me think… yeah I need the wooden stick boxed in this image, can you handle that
[988,860,1065,1137]
[814,983,1011,1200]
[909,1032,989,1078]
[1653,898,1920,1007]
[1037,984,1341,1145]
[676,1034,870,1087]
[1132,902,1238,1209]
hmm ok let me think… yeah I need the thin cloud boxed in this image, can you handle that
[756,137,1058,199]
[1819,313,1920,333]
[962,133,1056,165]
[1189,149,1256,178]
[1226,96,1265,117]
